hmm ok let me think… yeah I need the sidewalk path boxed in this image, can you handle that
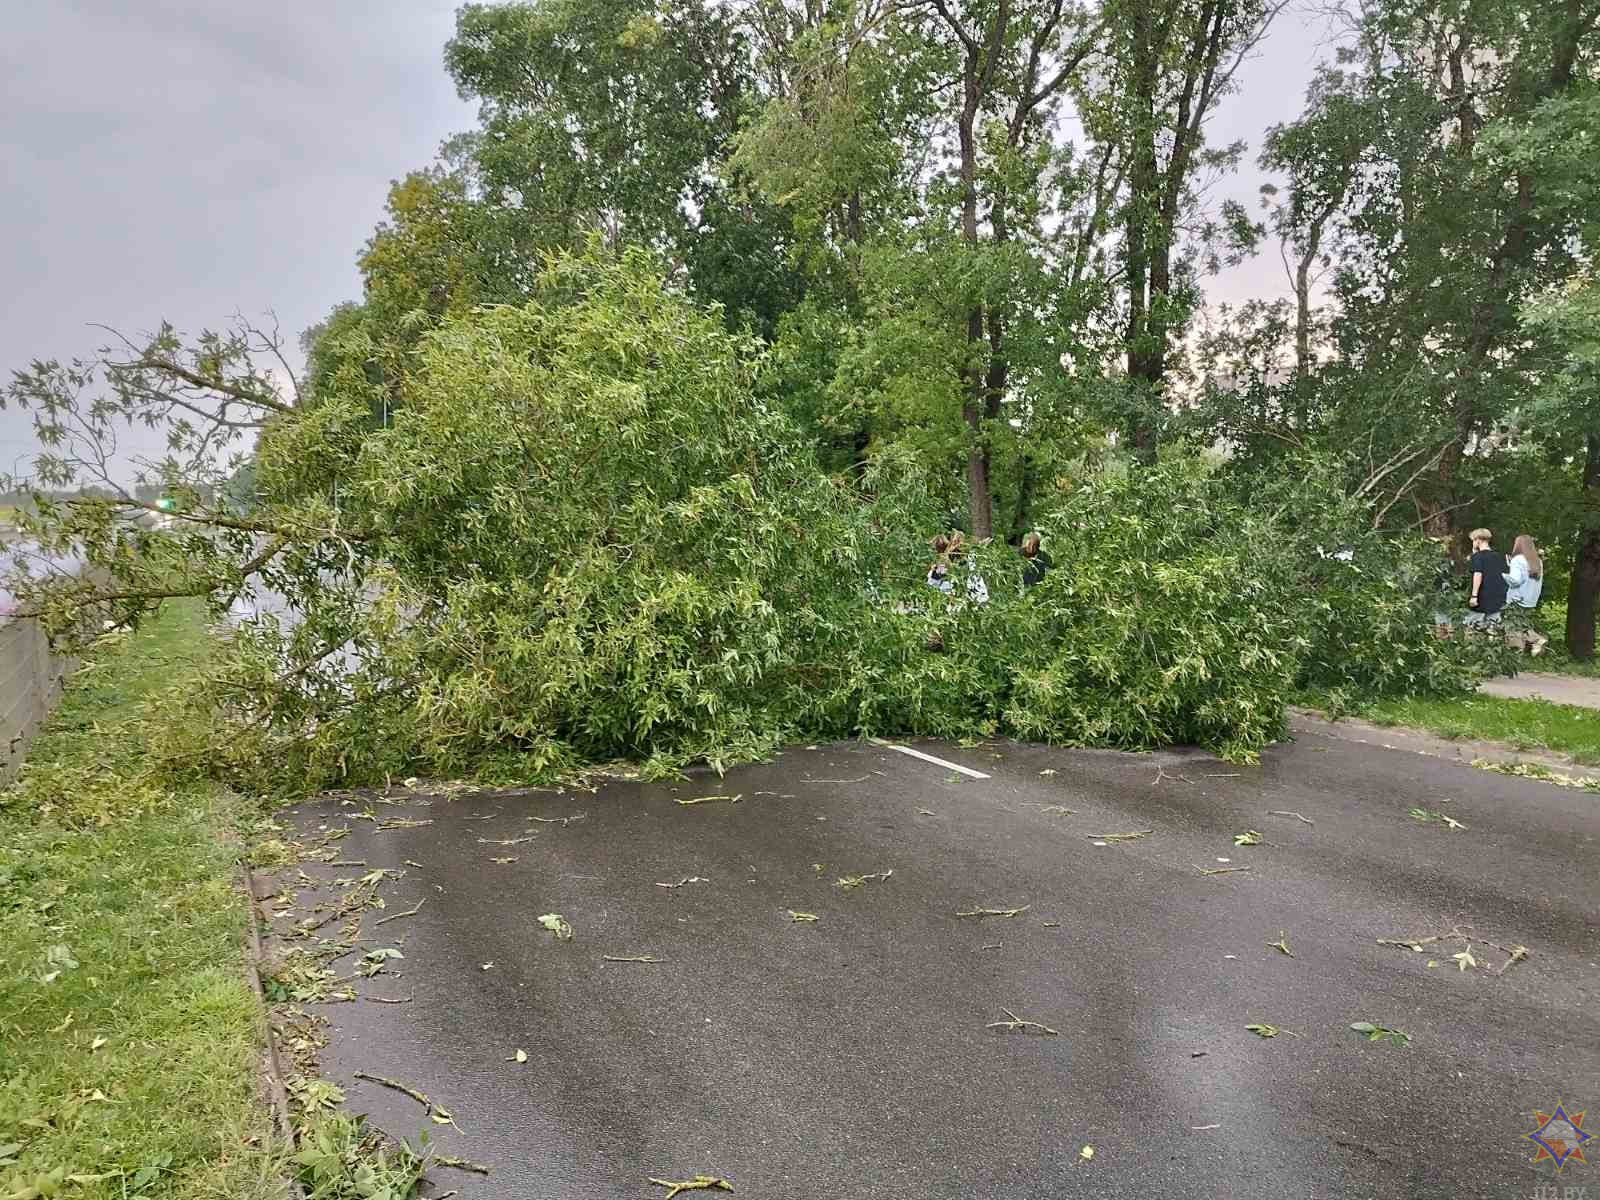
[1478,671,1600,709]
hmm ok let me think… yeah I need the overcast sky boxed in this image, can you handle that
[1,1,1329,468]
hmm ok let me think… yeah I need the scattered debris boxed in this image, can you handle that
[603,955,664,964]
[373,899,425,928]
[362,995,413,1005]
[801,776,868,785]
[1233,830,1264,847]
[478,835,536,847]
[1496,945,1530,976]
[1471,759,1600,791]
[649,1176,734,1198]
[527,814,586,826]
[490,856,519,865]
[352,1072,460,1128]
[987,1008,1058,1036]
[786,910,819,923]
[1191,1124,1221,1131]
[1245,1023,1298,1039]
[655,876,710,890]
[1195,865,1252,877]
[676,794,743,807]
[1024,803,1076,816]
[1375,926,1529,974]
[980,943,1002,951]
[835,870,893,889]
[956,905,1030,919]
[1349,1021,1410,1046]
[1266,932,1294,957]
[1408,807,1467,829]
[1266,810,1314,825]
[435,1155,492,1176]
[1085,830,1152,843]
[508,1050,527,1063]
[1078,1146,1094,1161]
[538,913,573,940]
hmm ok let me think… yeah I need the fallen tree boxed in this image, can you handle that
[2,250,1511,794]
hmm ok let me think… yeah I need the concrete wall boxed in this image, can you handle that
[0,618,72,786]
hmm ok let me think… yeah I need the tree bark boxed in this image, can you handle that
[1567,433,1600,661]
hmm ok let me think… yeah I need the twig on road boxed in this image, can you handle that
[987,1008,1058,1036]
[649,1176,734,1198]
[1267,810,1315,824]
[373,899,425,927]
[956,905,1030,919]
[1087,830,1152,842]
[675,794,742,806]
[436,1156,492,1176]
[1195,865,1252,876]
[603,955,665,963]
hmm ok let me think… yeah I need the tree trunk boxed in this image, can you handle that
[1567,433,1600,661]
[1123,1,1159,454]
[954,20,993,540]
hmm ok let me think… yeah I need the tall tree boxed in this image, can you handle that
[1087,0,1284,451]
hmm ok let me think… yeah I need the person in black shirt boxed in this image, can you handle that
[1020,531,1051,589]
[1465,527,1508,625]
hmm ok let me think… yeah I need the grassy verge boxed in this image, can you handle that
[1308,691,1600,766]
[0,603,285,1200]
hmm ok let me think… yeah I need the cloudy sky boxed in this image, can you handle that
[2,1,1331,469]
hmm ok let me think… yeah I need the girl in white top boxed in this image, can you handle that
[1502,533,1547,654]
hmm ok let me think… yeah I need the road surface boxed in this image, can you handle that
[270,727,1597,1199]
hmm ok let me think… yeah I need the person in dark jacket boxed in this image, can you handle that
[1020,531,1051,589]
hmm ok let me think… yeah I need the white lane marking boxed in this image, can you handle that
[869,738,991,780]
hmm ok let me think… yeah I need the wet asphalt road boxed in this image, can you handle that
[272,726,1597,1200]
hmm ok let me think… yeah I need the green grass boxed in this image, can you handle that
[1337,692,1600,766]
[0,603,285,1200]
[1523,601,1600,679]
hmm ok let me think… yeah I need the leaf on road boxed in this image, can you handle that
[1233,830,1264,847]
[1349,1021,1410,1046]
[511,1049,527,1063]
[1079,1146,1094,1160]
[1266,933,1293,957]
[490,856,519,864]
[1245,1023,1281,1038]
[1452,946,1477,972]
[786,910,819,922]
[538,913,573,940]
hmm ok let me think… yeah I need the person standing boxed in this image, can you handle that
[1465,528,1508,626]
[1503,533,1548,654]
[1020,531,1051,589]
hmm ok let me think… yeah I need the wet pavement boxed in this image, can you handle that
[266,728,1598,1200]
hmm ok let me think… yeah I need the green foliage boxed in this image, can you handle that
[292,1115,426,1200]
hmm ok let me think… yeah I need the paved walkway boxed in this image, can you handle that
[269,732,1596,1199]
[1478,671,1600,709]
